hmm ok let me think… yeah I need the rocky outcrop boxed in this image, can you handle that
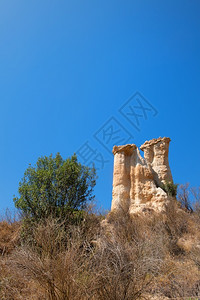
[140,137,173,186]
[111,137,173,214]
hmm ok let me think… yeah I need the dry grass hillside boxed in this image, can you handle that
[1,187,200,300]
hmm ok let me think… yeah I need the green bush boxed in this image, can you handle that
[160,181,178,197]
[13,153,96,223]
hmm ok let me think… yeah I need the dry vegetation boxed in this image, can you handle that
[1,185,200,299]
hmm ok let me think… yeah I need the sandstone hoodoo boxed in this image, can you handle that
[111,137,173,213]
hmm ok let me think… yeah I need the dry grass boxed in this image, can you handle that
[1,199,200,299]
[0,221,20,255]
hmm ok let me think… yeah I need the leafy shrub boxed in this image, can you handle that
[13,153,96,223]
[160,181,178,197]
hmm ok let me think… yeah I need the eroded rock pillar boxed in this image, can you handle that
[111,144,136,211]
[140,137,173,186]
[111,137,173,214]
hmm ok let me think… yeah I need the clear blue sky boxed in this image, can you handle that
[0,0,200,212]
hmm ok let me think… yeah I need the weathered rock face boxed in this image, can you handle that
[111,137,173,213]
[140,137,173,187]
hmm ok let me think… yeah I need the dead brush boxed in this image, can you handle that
[2,195,200,299]
[89,204,168,300]
[1,215,101,300]
[0,220,20,255]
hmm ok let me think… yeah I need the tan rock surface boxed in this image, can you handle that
[140,137,173,186]
[111,137,173,214]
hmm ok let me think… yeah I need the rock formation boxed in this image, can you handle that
[111,137,173,213]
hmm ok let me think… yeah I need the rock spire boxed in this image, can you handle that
[111,137,173,213]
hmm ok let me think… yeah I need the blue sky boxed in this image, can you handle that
[0,0,200,212]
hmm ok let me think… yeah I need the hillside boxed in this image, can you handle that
[0,196,200,299]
